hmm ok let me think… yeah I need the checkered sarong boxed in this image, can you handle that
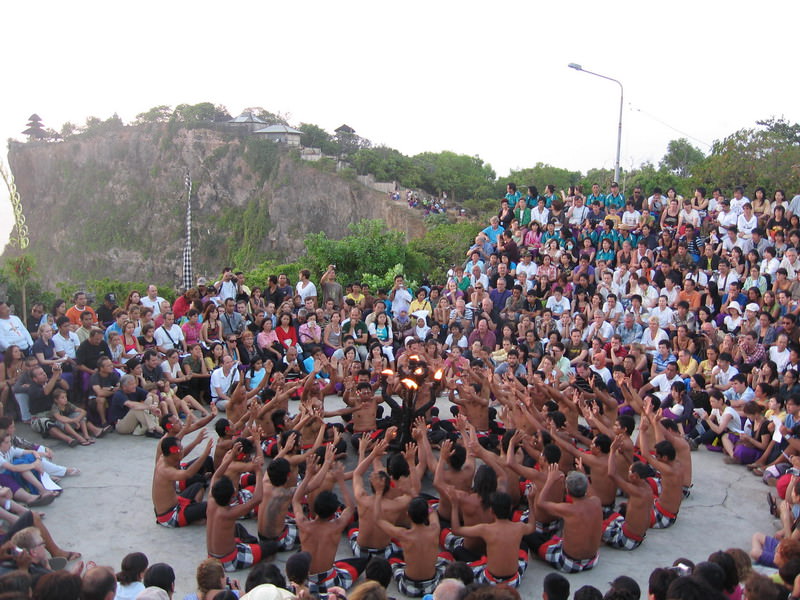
[537,536,598,573]
[260,520,299,552]
[535,519,562,536]
[601,514,644,550]
[471,548,528,588]
[348,526,398,558]
[389,553,450,597]
[652,500,677,529]
[212,539,262,572]
[308,562,359,595]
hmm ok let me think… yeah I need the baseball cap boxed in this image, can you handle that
[104,293,117,302]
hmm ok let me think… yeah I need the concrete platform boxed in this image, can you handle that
[27,396,777,599]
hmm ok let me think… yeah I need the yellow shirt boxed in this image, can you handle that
[678,358,698,376]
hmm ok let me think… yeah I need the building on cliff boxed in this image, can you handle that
[252,124,302,146]
[225,112,269,133]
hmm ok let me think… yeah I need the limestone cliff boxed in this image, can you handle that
[4,123,424,287]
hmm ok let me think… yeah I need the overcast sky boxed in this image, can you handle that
[3,1,799,248]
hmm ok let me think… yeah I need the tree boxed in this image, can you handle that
[351,146,421,186]
[659,138,706,178]
[298,123,338,155]
[173,102,216,123]
[22,114,47,140]
[691,118,800,193]
[135,105,173,124]
[503,163,582,198]
[304,220,421,283]
[412,151,496,201]
[243,107,289,126]
[3,255,36,318]
[60,121,79,138]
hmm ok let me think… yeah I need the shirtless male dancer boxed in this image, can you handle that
[293,456,368,595]
[602,435,655,550]
[528,465,603,573]
[152,436,213,527]
[448,489,536,588]
[207,442,273,571]
[638,418,684,529]
[349,438,411,559]
[376,491,449,597]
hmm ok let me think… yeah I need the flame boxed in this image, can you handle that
[400,378,418,390]
[381,369,394,376]
[409,355,420,361]
[434,369,443,381]
[414,367,424,375]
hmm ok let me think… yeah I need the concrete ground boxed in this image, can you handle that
[28,393,779,599]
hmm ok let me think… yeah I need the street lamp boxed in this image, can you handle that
[568,63,624,185]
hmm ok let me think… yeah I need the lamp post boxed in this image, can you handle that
[568,63,624,185]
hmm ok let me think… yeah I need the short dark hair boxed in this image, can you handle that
[543,572,570,600]
[143,563,175,595]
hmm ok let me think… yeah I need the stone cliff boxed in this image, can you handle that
[4,123,425,287]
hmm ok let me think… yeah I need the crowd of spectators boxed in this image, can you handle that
[2,180,800,598]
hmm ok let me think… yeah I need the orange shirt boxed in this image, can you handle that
[677,290,701,311]
[65,304,97,326]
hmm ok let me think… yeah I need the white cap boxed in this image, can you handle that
[728,301,742,314]
[745,303,760,313]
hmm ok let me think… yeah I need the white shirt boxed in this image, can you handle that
[210,366,240,399]
[640,327,669,353]
[621,209,642,228]
[679,208,700,227]
[737,214,758,239]
[770,347,791,373]
[730,197,750,215]
[761,257,780,278]
[0,315,33,352]
[590,365,612,384]
[141,295,166,316]
[516,260,538,279]
[546,296,571,315]
[154,324,184,350]
[531,207,550,226]
[718,210,738,235]
[391,287,413,316]
[218,280,237,302]
[296,281,317,302]
[53,330,81,359]
[711,364,739,387]
[648,306,675,329]
[650,372,681,400]
[569,205,589,226]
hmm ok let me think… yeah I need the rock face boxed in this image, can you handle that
[5,123,424,287]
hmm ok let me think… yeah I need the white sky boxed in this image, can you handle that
[3,1,800,248]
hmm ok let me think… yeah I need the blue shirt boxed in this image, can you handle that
[505,191,521,209]
[586,193,606,206]
[605,193,625,210]
[481,224,504,245]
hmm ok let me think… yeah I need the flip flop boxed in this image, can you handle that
[768,492,778,517]
[29,493,55,507]
[56,551,81,562]
[66,468,80,476]
[752,467,765,476]
[79,440,92,446]
[67,439,77,448]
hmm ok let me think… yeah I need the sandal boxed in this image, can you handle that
[752,467,765,476]
[67,439,77,448]
[79,440,92,446]
[29,493,55,507]
[768,492,778,517]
